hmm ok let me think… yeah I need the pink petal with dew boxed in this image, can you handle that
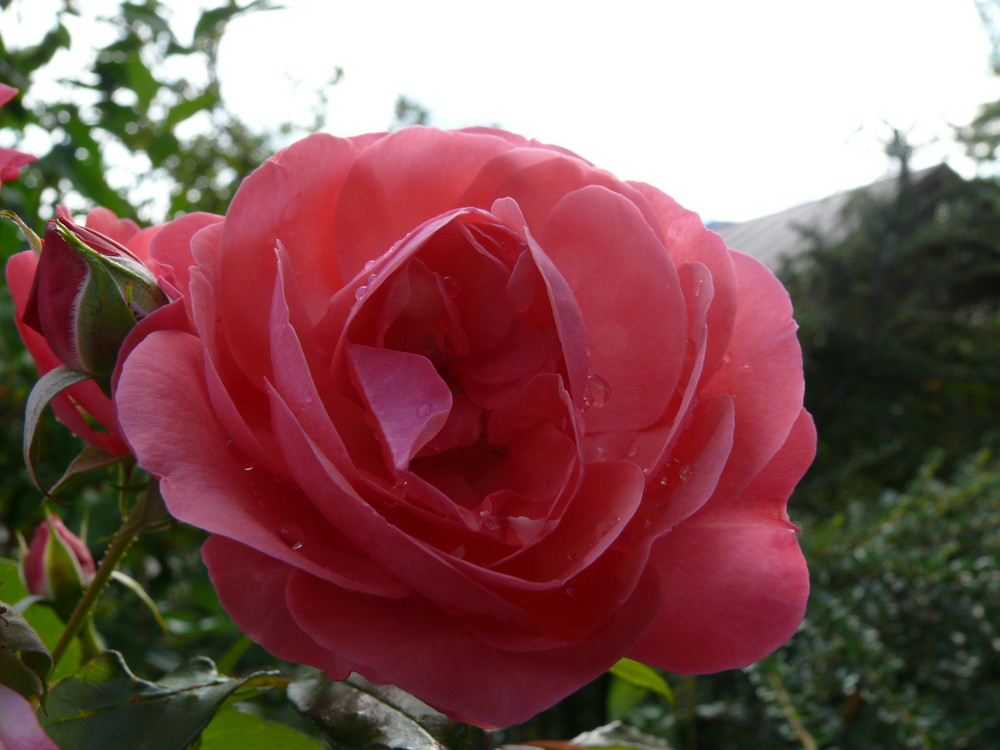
[699,252,805,508]
[284,563,662,729]
[628,408,815,673]
[116,329,404,597]
[346,343,452,470]
[202,536,354,677]
[540,185,687,432]
[631,182,738,378]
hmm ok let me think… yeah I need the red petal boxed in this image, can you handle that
[628,409,815,673]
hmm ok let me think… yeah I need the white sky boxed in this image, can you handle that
[216,0,1000,223]
[4,0,999,223]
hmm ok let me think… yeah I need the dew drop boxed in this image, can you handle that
[354,285,369,301]
[678,465,693,482]
[658,474,670,486]
[364,259,376,271]
[277,524,304,550]
[627,445,639,458]
[367,273,378,286]
[581,372,611,412]
[442,275,461,297]
[392,476,409,490]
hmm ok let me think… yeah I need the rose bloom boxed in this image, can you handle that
[112,127,814,727]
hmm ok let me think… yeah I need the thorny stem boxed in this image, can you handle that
[50,465,146,670]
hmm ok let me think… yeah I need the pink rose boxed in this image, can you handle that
[0,84,37,188]
[115,127,814,728]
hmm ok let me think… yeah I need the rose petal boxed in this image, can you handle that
[202,536,353,677]
[333,128,515,277]
[346,343,452,470]
[285,565,661,728]
[628,409,815,673]
[540,185,687,431]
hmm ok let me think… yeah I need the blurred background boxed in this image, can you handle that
[1,1,998,748]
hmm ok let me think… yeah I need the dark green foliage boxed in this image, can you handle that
[752,452,1000,749]
[778,164,1000,505]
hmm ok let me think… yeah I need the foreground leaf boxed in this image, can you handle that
[608,659,673,705]
[289,672,474,750]
[0,600,52,701]
[40,651,277,750]
[0,558,82,681]
[198,705,323,749]
[23,366,91,496]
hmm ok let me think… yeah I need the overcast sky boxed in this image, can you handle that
[5,0,998,224]
[216,0,999,223]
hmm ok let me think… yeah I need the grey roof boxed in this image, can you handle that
[713,164,960,270]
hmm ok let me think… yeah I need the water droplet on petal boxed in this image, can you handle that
[627,445,639,458]
[584,372,611,409]
[364,259,376,271]
[277,524,304,550]
[367,273,378,285]
[355,285,369,301]
[658,474,670,486]
[678,465,693,482]
[442,276,461,297]
[392,476,409,490]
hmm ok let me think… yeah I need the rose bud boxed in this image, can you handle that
[20,207,168,386]
[20,514,96,621]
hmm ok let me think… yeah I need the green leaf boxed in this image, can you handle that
[0,600,52,702]
[289,672,471,750]
[40,652,278,750]
[607,659,673,705]
[198,705,323,749]
[0,559,82,681]
[164,92,220,129]
[605,678,648,722]
[23,366,92,497]
[50,444,124,495]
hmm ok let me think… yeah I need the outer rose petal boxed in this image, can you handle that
[284,564,662,728]
[0,684,59,749]
[629,409,815,673]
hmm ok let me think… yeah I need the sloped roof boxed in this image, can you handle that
[714,164,960,269]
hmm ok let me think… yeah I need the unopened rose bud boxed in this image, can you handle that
[20,514,96,620]
[22,207,168,385]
